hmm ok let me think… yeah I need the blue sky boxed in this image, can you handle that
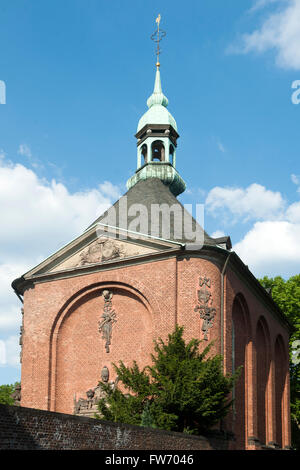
[1,0,300,384]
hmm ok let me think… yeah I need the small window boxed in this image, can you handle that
[141,144,147,164]
[151,140,165,162]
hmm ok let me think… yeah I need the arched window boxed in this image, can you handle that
[151,140,165,161]
[141,144,148,164]
[274,335,287,448]
[256,317,271,446]
[232,294,251,450]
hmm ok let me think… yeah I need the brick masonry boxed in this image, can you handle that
[0,404,234,450]
[19,248,291,450]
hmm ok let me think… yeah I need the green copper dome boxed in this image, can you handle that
[137,68,177,132]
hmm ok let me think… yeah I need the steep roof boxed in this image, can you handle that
[87,177,230,248]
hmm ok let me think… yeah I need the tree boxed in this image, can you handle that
[97,326,239,435]
[0,382,20,405]
[259,275,300,450]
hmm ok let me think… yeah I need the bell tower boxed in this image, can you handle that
[127,15,186,197]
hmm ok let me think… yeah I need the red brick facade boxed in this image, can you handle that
[19,246,291,450]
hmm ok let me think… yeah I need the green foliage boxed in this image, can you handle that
[0,382,20,405]
[97,326,239,435]
[259,275,300,450]
[140,401,156,428]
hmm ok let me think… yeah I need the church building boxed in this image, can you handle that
[12,28,291,450]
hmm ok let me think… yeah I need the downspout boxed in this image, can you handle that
[220,251,232,435]
[11,279,24,304]
[13,290,24,304]
[220,251,232,369]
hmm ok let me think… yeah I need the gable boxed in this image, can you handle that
[49,236,157,273]
[23,224,182,279]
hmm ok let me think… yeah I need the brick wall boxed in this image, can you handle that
[19,251,291,449]
[0,404,234,450]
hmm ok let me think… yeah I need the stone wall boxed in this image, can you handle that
[0,404,234,450]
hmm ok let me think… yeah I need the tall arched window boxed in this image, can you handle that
[256,317,271,445]
[141,144,148,164]
[151,140,165,161]
[232,294,250,450]
[275,335,287,447]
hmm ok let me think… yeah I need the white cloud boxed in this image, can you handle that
[99,181,122,200]
[206,181,300,278]
[18,144,32,159]
[286,200,300,222]
[229,0,300,70]
[205,183,285,222]
[0,153,118,346]
[0,157,118,261]
[217,141,226,153]
[211,230,226,238]
[248,0,283,14]
[17,143,43,170]
[234,220,300,277]
[0,336,21,368]
[291,173,300,185]
[0,262,28,333]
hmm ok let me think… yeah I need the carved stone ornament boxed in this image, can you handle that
[98,290,117,353]
[78,238,125,267]
[194,276,216,340]
[199,276,211,288]
[101,365,109,383]
[74,367,119,417]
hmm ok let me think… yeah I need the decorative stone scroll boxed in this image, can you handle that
[98,290,117,353]
[194,276,216,340]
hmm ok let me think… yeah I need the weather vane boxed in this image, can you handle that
[151,14,166,69]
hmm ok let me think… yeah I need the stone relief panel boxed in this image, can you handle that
[49,237,156,273]
[194,275,216,341]
[78,239,125,266]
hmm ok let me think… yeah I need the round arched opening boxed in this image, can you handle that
[256,317,271,445]
[141,144,148,164]
[151,140,165,161]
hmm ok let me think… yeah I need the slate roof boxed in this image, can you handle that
[87,178,231,248]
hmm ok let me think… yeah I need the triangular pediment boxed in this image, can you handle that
[23,223,181,279]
